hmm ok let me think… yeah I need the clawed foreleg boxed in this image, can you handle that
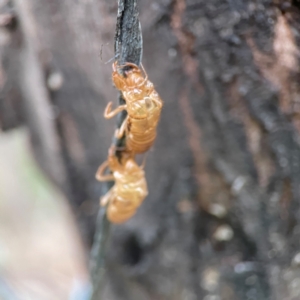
[104,102,127,119]
[100,188,114,206]
[95,160,114,181]
[115,115,128,139]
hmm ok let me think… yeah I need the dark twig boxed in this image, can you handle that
[89,0,142,299]
[115,0,142,66]
[114,0,142,150]
[89,202,111,300]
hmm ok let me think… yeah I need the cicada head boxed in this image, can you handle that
[107,146,122,171]
[125,75,154,103]
[124,66,144,87]
[112,69,127,91]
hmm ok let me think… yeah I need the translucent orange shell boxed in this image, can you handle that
[104,62,163,154]
[96,151,148,223]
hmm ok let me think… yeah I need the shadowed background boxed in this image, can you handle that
[1,0,300,299]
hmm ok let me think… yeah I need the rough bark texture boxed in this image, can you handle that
[2,0,300,299]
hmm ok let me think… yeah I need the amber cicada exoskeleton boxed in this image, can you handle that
[95,148,148,223]
[104,62,163,154]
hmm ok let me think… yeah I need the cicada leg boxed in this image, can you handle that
[140,152,148,170]
[123,62,149,87]
[115,115,128,139]
[104,102,127,119]
[149,92,163,108]
[95,160,114,181]
[136,63,149,88]
[100,188,114,206]
[140,63,148,81]
[112,61,118,72]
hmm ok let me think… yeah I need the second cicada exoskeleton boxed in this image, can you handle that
[95,148,148,223]
[104,62,163,154]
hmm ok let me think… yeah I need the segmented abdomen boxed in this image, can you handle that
[126,104,162,153]
[107,177,148,223]
[127,127,157,153]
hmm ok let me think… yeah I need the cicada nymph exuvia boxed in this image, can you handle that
[104,62,163,154]
[95,147,148,223]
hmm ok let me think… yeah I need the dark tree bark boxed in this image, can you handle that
[2,0,300,299]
